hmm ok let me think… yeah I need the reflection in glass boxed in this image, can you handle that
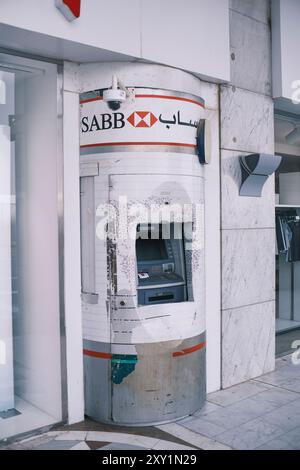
[0,55,62,440]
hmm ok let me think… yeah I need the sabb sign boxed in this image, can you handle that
[80,89,205,154]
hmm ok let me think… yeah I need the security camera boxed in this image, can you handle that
[103,74,134,111]
[103,88,126,111]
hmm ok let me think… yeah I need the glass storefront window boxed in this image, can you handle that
[0,54,63,440]
[275,155,300,339]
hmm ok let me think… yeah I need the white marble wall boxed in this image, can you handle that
[229,10,271,96]
[222,301,275,387]
[230,0,270,24]
[221,0,275,388]
[222,229,275,310]
[221,87,274,152]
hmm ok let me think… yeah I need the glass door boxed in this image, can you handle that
[0,53,64,440]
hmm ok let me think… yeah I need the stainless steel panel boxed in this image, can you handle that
[83,340,112,423]
[111,333,206,425]
[80,144,196,155]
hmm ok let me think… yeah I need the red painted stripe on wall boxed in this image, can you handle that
[172,341,206,357]
[83,342,206,360]
[83,349,112,359]
[80,94,204,107]
[80,97,103,104]
[80,142,197,149]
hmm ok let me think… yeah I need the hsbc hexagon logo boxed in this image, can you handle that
[127,111,158,128]
[55,0,81,21]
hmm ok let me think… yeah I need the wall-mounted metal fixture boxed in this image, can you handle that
[197,119,211,164]
[239,153,282,197]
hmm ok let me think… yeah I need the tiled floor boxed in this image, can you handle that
[0,397,58,440]
[2,354,300,450]
[167,354,300,450]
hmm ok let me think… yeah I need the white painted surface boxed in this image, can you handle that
[204,99,221,393]
[76,63,201,99]
[68,61,218,98]
[108,174,205,344]
[272,0,300,103]
[0,125,14,412]
[80,168,205,345]
[0,0,141,59]
[63,91,85,424]
[0,0,230,81]
[141,0,230,82]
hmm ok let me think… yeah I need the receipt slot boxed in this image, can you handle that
[80,62,210,425]
[136,223,187,306]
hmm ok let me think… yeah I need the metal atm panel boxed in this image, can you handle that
[136,223,187,305]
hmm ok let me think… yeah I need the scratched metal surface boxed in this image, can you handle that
[83,334,205,425]
[83,339,112,423]
[111,333,206,425]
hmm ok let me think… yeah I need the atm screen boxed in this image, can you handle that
[136,238,168,261]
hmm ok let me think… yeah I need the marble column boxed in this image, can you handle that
[220,0,275,388]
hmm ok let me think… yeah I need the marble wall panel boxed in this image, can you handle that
[222,300,275,388]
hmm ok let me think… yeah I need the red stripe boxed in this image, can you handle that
[83,349,111,359]
[172,341,206,357]
[84,343,205,360]
[80,142,196,149]
[80,94,204,107]
[135,94,204,107]
[80,97,103,104]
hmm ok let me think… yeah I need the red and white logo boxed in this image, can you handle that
[55,0,81,21]
[127,111,158,128]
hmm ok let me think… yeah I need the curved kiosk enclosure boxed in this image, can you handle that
[80,63,207,425]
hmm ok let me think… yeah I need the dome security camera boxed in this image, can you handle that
[103,88,126,111]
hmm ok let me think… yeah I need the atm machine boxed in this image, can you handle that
[136,223,187,306]
[80,61,209,425]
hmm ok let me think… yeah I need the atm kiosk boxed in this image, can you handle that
[136,223,187,305]
[80,62,208,425]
